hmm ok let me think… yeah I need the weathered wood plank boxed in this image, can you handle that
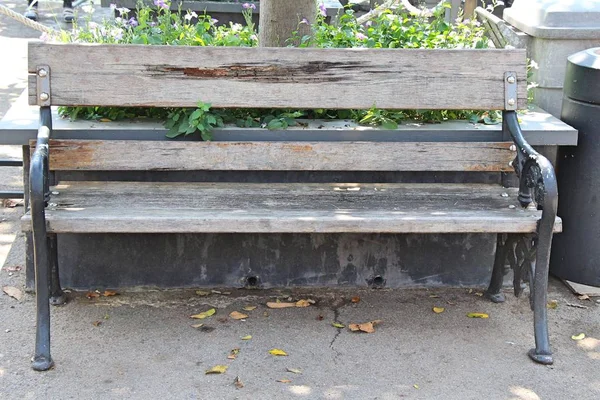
[38,140,515,171]
[20,182,561,234]
[28,43,527,110]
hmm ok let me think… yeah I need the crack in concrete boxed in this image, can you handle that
[329,306,343,364]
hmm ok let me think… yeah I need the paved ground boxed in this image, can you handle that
[1,2,600,399]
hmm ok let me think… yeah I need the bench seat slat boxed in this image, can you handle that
[21,182,562,234]
[40,140,515,172]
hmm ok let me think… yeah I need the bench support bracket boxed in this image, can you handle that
[485,111,557,365]
[30,106,59,371]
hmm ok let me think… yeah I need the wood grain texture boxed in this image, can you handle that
[20,182,562,233]
[37,139,516,172]
[28,42,527,109]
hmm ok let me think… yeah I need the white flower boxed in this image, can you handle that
[116,7,130,14]
[184,11,198,21]
[82,4,95,13]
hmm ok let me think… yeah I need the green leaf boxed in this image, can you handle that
[382,120,398,130]
[166,126,181,138]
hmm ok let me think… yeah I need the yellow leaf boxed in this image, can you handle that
[295,299,312,307]
[205,365,228,374]
[99,118,112,122]
[228,348,240,359]
[269,349,288,356]
[286,368,302,374]
[241,335,252,340]
[466,312,489,319]
[432,307,445,314]
[230,311,249,320]
[332,322,345,329]
[277,379,292,383]
[572,333,586,341]
[243,305,257,311]
[414,384,419,389]
[266,302,296,309]
[195,290,211,296]
[190,308,216,319]
[191,323,204,328]
[547,300,558,309]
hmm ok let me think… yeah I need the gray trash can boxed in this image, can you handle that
[550,47,600,287]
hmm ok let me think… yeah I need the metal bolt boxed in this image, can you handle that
[507,75,515,84]
[38,68,47,77]
[509,144,517,151]
[507,98,516,106]
[39,93,49,101]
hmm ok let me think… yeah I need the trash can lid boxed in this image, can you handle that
[564,47,600,105]
[504,0,600,39]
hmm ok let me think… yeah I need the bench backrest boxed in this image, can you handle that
[28,42,526,173]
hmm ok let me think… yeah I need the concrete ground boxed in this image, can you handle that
[1,2,600,399]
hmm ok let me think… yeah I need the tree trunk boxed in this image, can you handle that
[259,0,316,47]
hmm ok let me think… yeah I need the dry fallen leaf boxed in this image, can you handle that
[286,368,302,374]
[263,311,269,317]
[579,294,591,301]
[267,302,296,309]
[191,323,204,329]
[241,335,252,340]
[4,266,21,272]
[466,313,489,319]
[86,291,100,299]
[414,384,419,389]
[243,305,257,311]
[2,286,23,301]
[547,300,558,309]
[211,290,222,294]
[228,348,240,360]
[475,292,484,297]
[195,290,211,296]
[99,118,112,122]
[190,308,216,319]
[103,290,117,297]
[269,349,288,356]
[572,333,586,341]
[332,322,345,329]
[348,320,383,333]
[92,321,102,327]
[206,365,228,374]
[277,379,292,383]
[230,311,249,320]
[234,376,244,389]
[351,296,361,303]
[432,307,445,314]
[295,299,314,307]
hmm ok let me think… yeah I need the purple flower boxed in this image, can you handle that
[128,17,138,27]
[319,3,327,17]
[39,32,49,42]
[109,3,116,10]
[242,3,256,10]
[153,0,169,9]
[211,18,219,24]
[355,32,367,40]
[300,18,309,25]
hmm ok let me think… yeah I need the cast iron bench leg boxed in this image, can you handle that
[49,234,67,306]
[30,107,54,371]
[504,111,557,365]
[485,234,509,303]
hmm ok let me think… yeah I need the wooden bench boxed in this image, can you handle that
[25,42,561,370]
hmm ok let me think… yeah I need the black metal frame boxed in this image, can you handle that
[485,110,558,365]
[30,107,66,371]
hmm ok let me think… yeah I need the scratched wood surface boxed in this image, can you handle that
[34,139,516,171]
[28,43,527,110]
[21,182,562,233]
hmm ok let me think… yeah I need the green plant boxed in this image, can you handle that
[165,102,223,140]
